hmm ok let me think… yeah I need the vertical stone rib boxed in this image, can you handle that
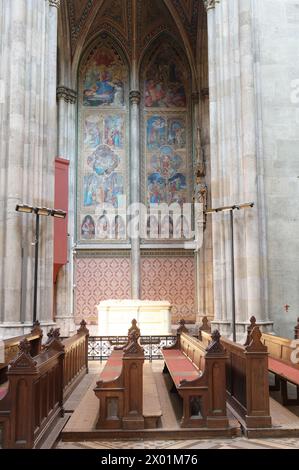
[0,0,58,336]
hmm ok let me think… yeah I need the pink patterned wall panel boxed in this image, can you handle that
[75,257,131,324]
[141,257,196,323]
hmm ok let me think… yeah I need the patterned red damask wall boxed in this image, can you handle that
[141,257,195,323]
[75,257,131,324]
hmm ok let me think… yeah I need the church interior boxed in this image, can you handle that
[0,0,299,450]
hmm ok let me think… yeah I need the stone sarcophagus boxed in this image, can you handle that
[97,299,172,335]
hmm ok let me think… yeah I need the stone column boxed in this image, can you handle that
[0,0,58,338]
[55,86,77,336]
[205,0,272,340]
[129,90,141,299]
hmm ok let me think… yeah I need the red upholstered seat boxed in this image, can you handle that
[268,357,299,385]
[98,349,124,382]
[0,382,8,400]
[162,349,201,386]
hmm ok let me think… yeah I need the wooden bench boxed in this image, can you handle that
[94,320,162,430]
[261,332,299,406]
[44,319,90,401]
[244,316,299,406]
[0,319,90,448]
[0,321,43,384]
[202,325,272,429]
[94,321,145,430]
[162,320,228,429]
[0,337,64,449]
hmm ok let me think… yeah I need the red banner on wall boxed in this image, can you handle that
[54,157,69,282]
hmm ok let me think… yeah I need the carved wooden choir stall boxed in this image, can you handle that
[0,320,89,449]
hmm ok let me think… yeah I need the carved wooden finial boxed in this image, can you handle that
[77,319,89,334]
[47,328,61,340]
[177,319,189,335]
[128,319,140,338]
[123,329,144,356]
[19,338,31,355]
[244,316,257,346]
[205,329,225,355]
[245,326,267,353]
[9,339,37,371]
[31,320,43,337]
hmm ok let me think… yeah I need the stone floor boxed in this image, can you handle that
[54,361,299,450]
[56,437,299,450]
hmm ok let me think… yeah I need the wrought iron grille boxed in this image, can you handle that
[88,335,177,361]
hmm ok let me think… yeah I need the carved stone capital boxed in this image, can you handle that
[48,0,61,8]
[57,86,77,104]
[129,90,141,105]
[203,0,220,11]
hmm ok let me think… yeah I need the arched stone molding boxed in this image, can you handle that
[163,0,199,91]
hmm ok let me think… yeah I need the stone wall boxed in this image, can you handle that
[252,0,299,336]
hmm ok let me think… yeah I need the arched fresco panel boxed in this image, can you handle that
[78,38,129,243]
[141,41,192,240]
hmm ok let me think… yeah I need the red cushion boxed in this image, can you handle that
[163,349,201,386]
[98,349,124,382]
[0,382,8,400]
[268,357,299,385]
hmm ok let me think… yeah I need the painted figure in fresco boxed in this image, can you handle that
[148,173,166,204]
[84,174,99,207]
[160,215,174,239]
[88,144,119,176]
[146,215,159,239]
[112,215,126,240]
[147,145,187,207]
[81,215,95,240]
[83,46,126,107]
[147,116,166,149]
[84,117,102,148]
[104,172,124,208]
[174,215,190,239]
[104,115,123,148]
[144,48,186,108]
[96,214,110,239]
[168,120,185,148]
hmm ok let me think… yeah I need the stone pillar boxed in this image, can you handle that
[0,0,58,338]
[129,90,141,299]
[205,0,273,340]
[55,86,77,336]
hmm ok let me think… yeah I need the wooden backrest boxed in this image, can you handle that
[0,325,43,384]
[180,333,206,370]
[201,327,271,428]
[261,333,299,369]
[0,338,64,449]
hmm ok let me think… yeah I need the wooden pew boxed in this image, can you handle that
[0,321,43,384]
[243,316,299,406]
[198,316,211,341]
[0,319,90,448]
[44,320,90,401]
[261,333,299,406]
[202,326,272,429]
[0,337,64,449]
[162,320,229,429]
[94,323,145,430]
